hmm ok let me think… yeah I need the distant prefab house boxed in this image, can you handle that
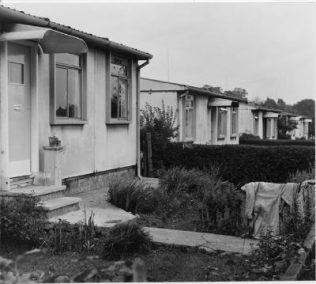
[280,112,312,140]
[238,102,280,139]
[0,5,152,191]
[140,78,246,145]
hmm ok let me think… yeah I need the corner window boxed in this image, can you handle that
[218,107,227,139]
[231,107,238,137]
[110,56,130,121]
[184,95,194,140]
[55,54,82,120]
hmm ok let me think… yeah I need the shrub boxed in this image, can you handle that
[287,168,315,183]
[158,167,245,235]
[140,102,178,173]
[239,132,261,141]
[160,143,315,185]
[240,139,315,146]
[0,196,47,246]
[108,177,161,214]
[102,222,152,260]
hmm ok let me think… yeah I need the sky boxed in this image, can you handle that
[2,1,315,104]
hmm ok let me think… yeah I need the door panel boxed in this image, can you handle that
[8,43,31,177]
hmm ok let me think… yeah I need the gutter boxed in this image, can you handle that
[136,60,150,178]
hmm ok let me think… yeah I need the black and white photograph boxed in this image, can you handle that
[0,0,315,282]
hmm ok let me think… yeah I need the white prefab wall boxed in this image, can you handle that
[238,102,256,135]
[37,48,138,179]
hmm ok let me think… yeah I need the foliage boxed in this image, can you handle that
[140,101,178,172]
[102,222,152,260]
[277,116,298,139]
[157,167,244,235]
[287,168,315,183]
[160,143,315,185]
[108,176,161,214]
[224,88,248,100]
[45,209,98,253]
[0,196,47,246]
[239,132,261,141]
[240,138,315,146]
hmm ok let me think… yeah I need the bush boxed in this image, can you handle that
[108,177,161,214]
[239,132,261,141]
[102,222,152,260]
[160,143,315,185]
[287,168,315,183]
[0,196,47,246]
[140,102,178,174]
[158,167,245,235]
[240,139,315,146]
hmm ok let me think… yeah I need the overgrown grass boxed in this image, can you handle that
[107,176,161,214]
[102,222,152,260]
[287,167,315,183]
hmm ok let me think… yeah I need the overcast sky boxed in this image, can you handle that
[3,1,315,104]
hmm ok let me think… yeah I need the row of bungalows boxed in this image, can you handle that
[140,78,247,145]
[140,78,313,144]
[0,5,152,191]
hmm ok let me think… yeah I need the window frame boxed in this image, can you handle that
[50,53,87,125]
[217,107,228,140]
[106,53,132,125]
[230,107,238,138]
[183,94,195,141]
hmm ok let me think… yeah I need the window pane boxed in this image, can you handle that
[118,78,128,119]
[68,69,81,119]
[185,109,193,138]
[56,54,80,67]
[8,62,24,84]
[111,57,128,77]
[111,76,118,118]
[56,67,68,117]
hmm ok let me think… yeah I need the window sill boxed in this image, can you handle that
[217,136,226,141]
[230,134,237,139]
[106,119,131,125]
[51,119,87,126]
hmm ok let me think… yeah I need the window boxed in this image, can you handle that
[8,62,24,84]
[110,56,129,121]
[253,111,259,135]
[266,118,276,139]
[231,107,238,137]
[218,107,227,139]
[184,95,194,140]
[55,54,82,120]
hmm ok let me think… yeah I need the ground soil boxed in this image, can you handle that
[0,241,259,282]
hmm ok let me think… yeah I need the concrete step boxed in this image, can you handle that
[49,204,136,228]
[40,197,81,219]
[0,185,66,201]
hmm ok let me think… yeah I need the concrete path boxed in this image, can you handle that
[144,227,258,255]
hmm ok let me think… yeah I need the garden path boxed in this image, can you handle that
[144,227,258,255]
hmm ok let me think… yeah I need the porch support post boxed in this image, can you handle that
[0,41,9,190]
[30,46,39,173]
[258,111,263,139]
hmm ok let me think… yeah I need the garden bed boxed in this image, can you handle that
[0,241,264,282]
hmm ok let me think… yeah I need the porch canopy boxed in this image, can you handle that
[263,112,279,118]
[0,29,88,54]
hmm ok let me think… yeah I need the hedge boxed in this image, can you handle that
[240,139,315,146]
[158,143,315,186]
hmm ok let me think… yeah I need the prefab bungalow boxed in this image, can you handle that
[0,5,152,191]
[280,112,312,140]
[140,78,247,145]
[238,102,280,139]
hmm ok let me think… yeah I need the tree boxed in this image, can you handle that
[262,97,279,109]
[224,88,248,100]
[202,85,223,94]
[277,116,297,139]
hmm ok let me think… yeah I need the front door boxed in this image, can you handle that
[8,43,31,177]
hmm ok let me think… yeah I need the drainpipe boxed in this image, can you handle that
[136,60,150,179]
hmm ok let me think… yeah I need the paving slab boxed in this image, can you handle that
[144,227,258,255]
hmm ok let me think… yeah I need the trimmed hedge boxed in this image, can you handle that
[240,139,315,146]
[159,143,315,186]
